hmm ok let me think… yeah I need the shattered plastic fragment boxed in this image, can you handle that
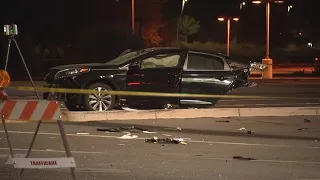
[119,134,138,139]
[298,128,308,131]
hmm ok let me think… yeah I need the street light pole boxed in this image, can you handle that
[251,0,283,79]
[177,0,187,46]
[266,1,270,59]
[131,0,135,35]
[227,19,231,56]
[218,17,239,56]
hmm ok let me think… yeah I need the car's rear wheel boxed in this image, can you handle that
[83,83,116,111]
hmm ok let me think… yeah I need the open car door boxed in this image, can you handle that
[179,51,238,107]
[125,49,187,108]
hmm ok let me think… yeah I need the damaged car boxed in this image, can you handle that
[43,47,267,111]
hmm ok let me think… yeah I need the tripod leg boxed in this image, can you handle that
[57,120,77,180]
[12,39,40,100]
[4,39,12,71]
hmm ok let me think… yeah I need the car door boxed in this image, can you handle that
[125,49,187,107]
[180,51,237,106]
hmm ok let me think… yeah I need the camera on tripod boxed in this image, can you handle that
[3,24,18,36]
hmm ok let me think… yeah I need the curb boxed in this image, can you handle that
[62,107,320,122]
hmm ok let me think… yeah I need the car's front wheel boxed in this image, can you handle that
[83,83,116,111]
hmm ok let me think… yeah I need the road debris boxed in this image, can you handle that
[298,128,308,131]
[233,156,256,161]
[216,120,230,123]
[304,119,311,123]
[144,137,187,145]
[247,131,253,134]
[97,126,156,134]
[118,133,138,139]
[176,127,182,130]
[77,132,89,135]
[163,134,172,137]
[238,127,246,131]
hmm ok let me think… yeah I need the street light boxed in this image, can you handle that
[252,0,284,79]
[217,16,240,56]
[177,0,188,45]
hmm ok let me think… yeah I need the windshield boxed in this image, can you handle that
[105,50,141,66]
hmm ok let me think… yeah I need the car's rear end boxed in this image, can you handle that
[225,58,267,89]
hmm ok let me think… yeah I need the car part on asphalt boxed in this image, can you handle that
[97,126,155,133]
[144,137,187,144]
[233,156,256,161]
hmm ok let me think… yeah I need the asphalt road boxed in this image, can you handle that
[0,116,320,180]
[5,80,320,109]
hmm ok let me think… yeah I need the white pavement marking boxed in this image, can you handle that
[1,130,319,149]
[0,148,107,155]
[188,140,291,148]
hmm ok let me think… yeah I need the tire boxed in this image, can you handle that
[83,83,116,111]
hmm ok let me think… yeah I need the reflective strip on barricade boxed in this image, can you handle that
[0,100,60,121]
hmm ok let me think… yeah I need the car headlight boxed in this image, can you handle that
[250,62,268,72]
[54,68,90,79]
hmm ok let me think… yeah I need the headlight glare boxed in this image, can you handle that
[54,68,89,79]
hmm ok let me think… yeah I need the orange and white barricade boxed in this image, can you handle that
[0,100,77,180]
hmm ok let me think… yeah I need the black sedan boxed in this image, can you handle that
[43,47,266,111]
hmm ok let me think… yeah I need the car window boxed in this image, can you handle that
[140,54,180,69]
[186,53,226,70]
[105,50,143,66]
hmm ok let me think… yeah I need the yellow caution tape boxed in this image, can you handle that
[7,86,318,100]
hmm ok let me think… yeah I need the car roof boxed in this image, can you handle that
[144,47,226,57]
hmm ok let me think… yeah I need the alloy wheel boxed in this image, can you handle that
[88,87,112,111]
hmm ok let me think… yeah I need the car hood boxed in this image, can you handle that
[51,63,119,70]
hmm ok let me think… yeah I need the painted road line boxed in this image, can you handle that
[1,130,319,149]
[0,148,107,155]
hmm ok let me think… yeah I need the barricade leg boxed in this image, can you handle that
[57,120,76,180]
[2,117,22,180]
[19,120,42,177]
[1,117,14,157]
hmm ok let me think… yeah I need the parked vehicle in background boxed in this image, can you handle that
[43,47,266,111]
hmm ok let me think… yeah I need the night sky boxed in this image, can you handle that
[1,0,319,41]
[0,0,319,77]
